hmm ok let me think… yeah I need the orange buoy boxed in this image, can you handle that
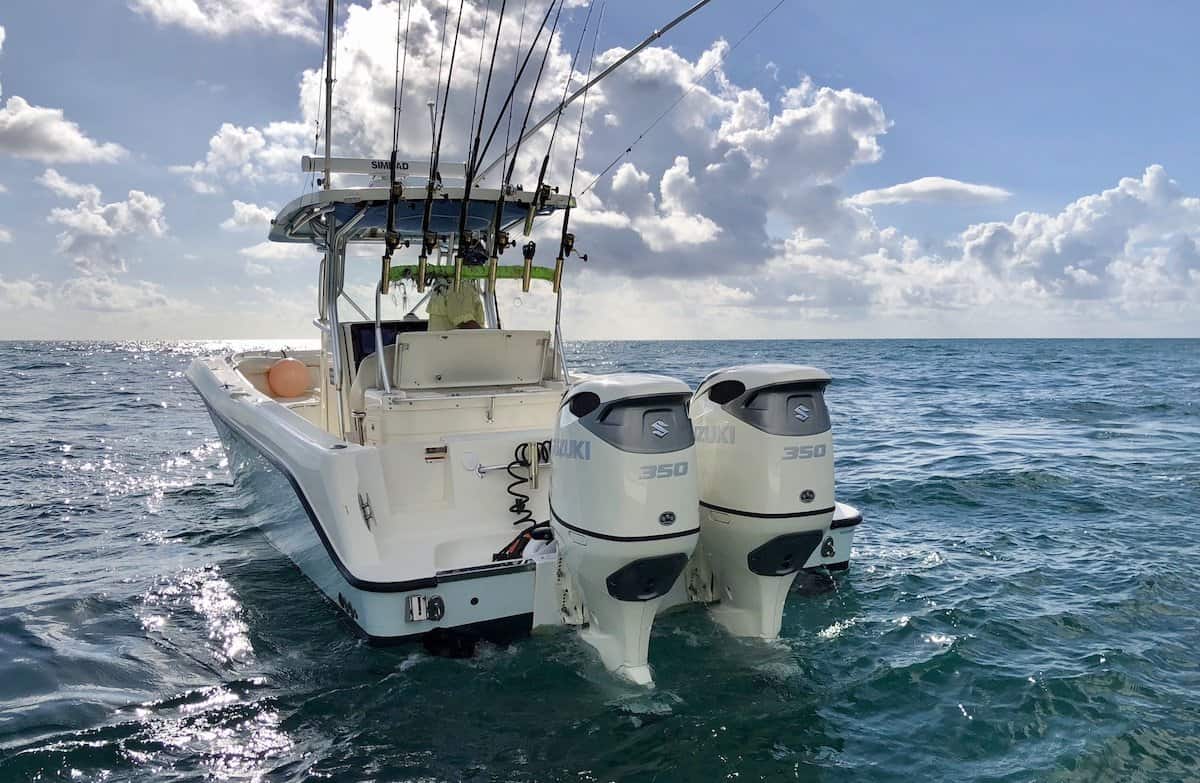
[267,357,310,398]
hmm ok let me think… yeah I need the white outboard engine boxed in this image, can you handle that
[691,365,837,639]
[550,374,699,685]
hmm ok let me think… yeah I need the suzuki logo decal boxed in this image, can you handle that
[651,419,670,438]
[793,404,810,422]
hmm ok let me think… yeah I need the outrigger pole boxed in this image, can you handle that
[322,0,336,190]
[475,0,714,182]
[320,0,347,434]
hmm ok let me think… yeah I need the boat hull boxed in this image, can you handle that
[188,353,864,655]
[189,355,541,642]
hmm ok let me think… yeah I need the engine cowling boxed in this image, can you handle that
[550,373,699,685]
[690,364,835,638]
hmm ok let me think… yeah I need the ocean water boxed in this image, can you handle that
[0,339,1197,783]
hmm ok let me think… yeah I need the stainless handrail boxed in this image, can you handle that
[374,281,392,394]
[327,206,369,439]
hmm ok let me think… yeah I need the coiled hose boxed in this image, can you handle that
[495,440,553,561]
[506,440,552,525]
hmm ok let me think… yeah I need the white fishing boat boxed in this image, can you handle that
[188,0,863,685]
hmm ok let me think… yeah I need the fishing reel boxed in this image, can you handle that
[553,233,587,294]
[420,231,439,257]
[454,230,491,292]
[383,230,410,254]
[560,232,588,263]
[459,230,489,265]
[524,184,560,236]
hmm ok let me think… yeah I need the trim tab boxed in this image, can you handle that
[830,513,864,530]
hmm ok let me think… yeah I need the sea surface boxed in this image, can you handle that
[0,339,1197,782]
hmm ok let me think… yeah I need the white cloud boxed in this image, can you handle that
[0,275,52,311]
[956,165,1200,304]
[221,200,277,231]
[239,241,319,261]
[128,0,320,41]
[731,164,1200,332]
[39,169,168,274]
[0,183,8,193]
[172,0,1198,337]
[0,96,128,164]
[171,121,308,192]
[0,161,180,324]
[39,167,100,200]
[64,277,173,312]
[849,176,1011,206]
[0,273,175,315]
[0,226,11,243]
[611,157,722,252]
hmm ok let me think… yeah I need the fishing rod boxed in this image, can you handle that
[582,0,789,196]
[485,0,566,292]
[476,0,715,182]
[455,0,508,293]
[525,0,596,236]
[381,0,413,296]
[415,0,467,292]
[502,0,529,188]
[473,0,560,182]
[554,1,604,294]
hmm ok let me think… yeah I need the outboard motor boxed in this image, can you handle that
[690,365,835,639]
[550,374,699,685]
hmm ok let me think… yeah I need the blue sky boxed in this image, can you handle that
[1,0,1197,338]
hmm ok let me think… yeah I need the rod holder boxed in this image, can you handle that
[523,204,536,237]
[553,256,564,293]
[521,241,536,293]
[487,255,499,289]
[381,255,392,295]
[453,255,464,292]
[416,256,427,293]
